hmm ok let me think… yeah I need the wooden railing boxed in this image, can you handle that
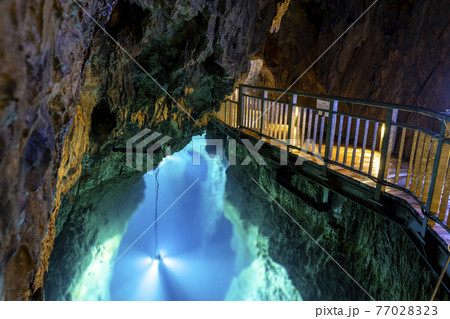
[215,84,450,239]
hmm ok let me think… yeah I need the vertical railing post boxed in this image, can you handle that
[421,120,447,236]
[259,90,267,138]
[286,94,294,154]
[391,110,398,151]
[224,99,227,126]
[237,84,243,131]
[233,88,239,127]
[375,108,394,201]
[324,100,338,162]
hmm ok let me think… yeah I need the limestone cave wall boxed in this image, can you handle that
[250,0,449,150]
[257,0,449,114]
[224,141,448,300]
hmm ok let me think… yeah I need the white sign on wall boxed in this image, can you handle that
[316,99,330,117]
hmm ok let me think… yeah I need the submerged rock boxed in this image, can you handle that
[224,198,302,301]
[226,256,302,301]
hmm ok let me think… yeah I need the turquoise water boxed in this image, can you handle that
[109,135,301,301]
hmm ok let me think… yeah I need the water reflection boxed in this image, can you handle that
[109,134,301,301]
[110,135,236,300]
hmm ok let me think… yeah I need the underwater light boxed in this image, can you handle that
[152,250,165,263]
[154,250,166,262]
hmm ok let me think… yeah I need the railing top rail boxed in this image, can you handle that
[225,98,238,104]
[239,84,450,122]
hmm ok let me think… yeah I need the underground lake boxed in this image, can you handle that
[45,134,303,301]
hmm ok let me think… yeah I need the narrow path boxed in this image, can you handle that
[215,85,450,245]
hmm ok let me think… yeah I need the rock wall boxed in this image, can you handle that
[256,0,449,134]
[259,0,449,108]
[224,141,448,300]
[45,175,145,301]
[223,198,303,301]
[0,0,107,300]
[0,0,277,300]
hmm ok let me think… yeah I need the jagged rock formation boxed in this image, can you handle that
[259,0,449,109]
[224,199,302,301]
[224,141,448,300]
[0,0,447,300]
[226,255,302,301]
[45,175,145,301]
[0,0,103,300]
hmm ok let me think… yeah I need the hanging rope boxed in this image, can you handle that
[154,168,160,258]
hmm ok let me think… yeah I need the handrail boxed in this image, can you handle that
[240,84,450,122]
[214,84,450,242]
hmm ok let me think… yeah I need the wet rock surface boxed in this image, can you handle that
[224,141,448,300]
[45,175,145,301]
[0,0,106,300]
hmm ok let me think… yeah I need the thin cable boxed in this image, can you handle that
[76,178,199,301]
[154,168,160,258]
[430,254,450,301]
[437,113,450,135]
[252,177,376,301]
[444,121,450,136]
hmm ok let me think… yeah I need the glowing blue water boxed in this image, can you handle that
[110,135,238,300]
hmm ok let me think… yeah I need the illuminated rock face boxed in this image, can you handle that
[45,176,145,301]
[226,255,302,301]
[0,0,447,300]
[223,199,302,301]
[0,0,107,301]
[224,141,448,301]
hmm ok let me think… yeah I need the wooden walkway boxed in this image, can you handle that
[215,85,450,245]
[242,127,449,244]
